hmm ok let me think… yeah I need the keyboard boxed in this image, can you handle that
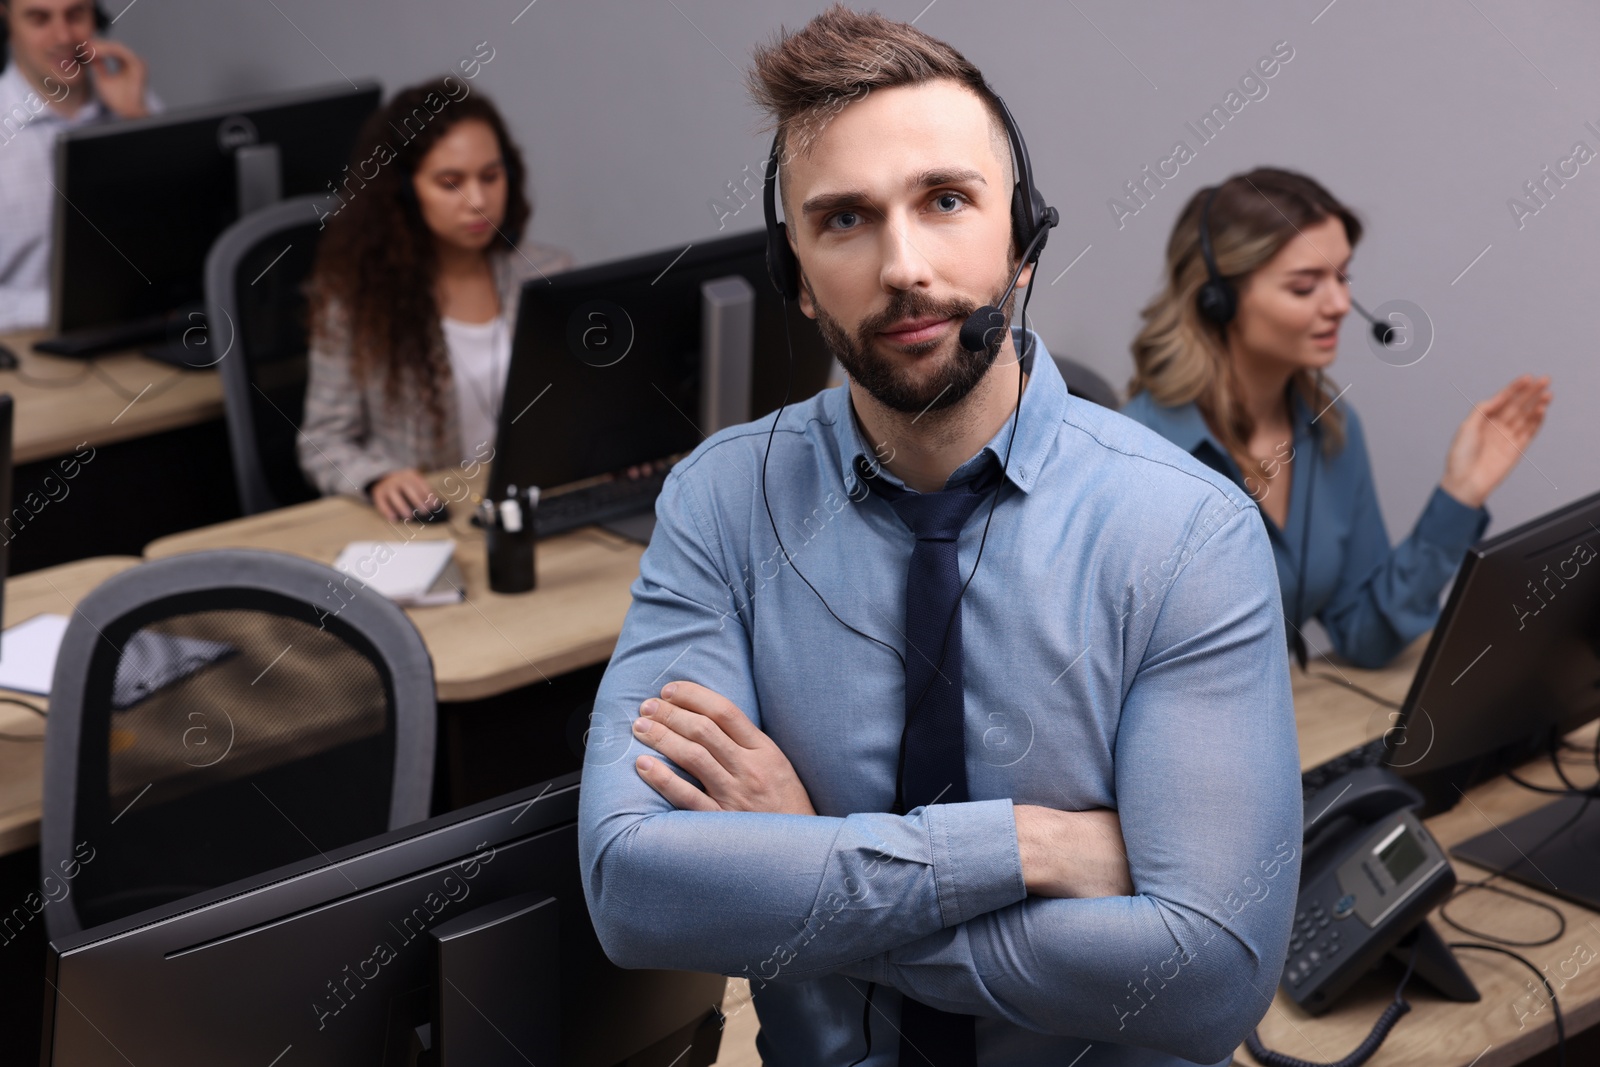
[534,468,668,539]
[1301,736,1390,803]
[33,314,171,358]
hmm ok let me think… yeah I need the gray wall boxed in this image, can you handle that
[118,0,1598,538]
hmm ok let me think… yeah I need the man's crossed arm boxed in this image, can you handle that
[577,472,1299,1062]
[631,680,1134,900]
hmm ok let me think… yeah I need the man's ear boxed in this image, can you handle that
[1016,261,1035,291]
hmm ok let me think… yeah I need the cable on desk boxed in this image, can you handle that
[88,361,189,405]
[0,696,46,718]
[1300,666,1402,711]
[1448,943,1564,1067]
[0,694,48,742]
[1441,749,1591,948]
[12,361,94,389]
[1245,936,1420,1067]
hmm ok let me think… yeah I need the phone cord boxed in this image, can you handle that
[1244,934,1419,1067]
[1243,1001,1409,1067]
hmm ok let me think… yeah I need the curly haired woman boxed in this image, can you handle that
[298,77,571,521]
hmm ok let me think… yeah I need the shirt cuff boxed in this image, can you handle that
[1418,485,1489,559]
[925,798,1026,928]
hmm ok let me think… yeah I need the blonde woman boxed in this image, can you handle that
[1121,168,1550,668]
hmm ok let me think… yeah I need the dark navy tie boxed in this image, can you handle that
[865,455,1000,1067]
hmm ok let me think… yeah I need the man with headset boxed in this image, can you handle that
[578,7,1300,1065]
[0,0,157,331]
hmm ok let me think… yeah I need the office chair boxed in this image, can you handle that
[40,549,436,940]
[1052,352,1121,409]
[204,194,333,515]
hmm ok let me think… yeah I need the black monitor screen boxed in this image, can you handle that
[52,81,380,333]
[1391,487,1600,809]
[489,229,834,498]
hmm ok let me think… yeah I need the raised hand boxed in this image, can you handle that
[87,39,150,120]
[1440,374,1552,509]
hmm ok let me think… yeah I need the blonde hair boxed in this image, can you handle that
[1129,168,1360,486]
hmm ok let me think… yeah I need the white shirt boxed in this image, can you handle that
[440,314,510,463]
[0,58,161,333]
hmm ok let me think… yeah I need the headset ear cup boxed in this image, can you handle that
[1009,181,1033,261]
[767,220,800,300]
[1027,188,1051,262]
[1196,278,1237,326]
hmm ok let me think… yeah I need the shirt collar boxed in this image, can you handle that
[1136,386,1319,483]
[834,326,1066,497]
[0,58,106,129]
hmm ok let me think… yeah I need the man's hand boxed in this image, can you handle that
[87,39,150,119]
[632,681,816,815]
[1014,805,1133,899]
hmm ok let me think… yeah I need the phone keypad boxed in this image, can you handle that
[1284,900,1342,987]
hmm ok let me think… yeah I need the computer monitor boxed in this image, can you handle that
[47,81,380,346]
[1383,487,1600,821]
[487,228,835,500]
[42,773,726,1066]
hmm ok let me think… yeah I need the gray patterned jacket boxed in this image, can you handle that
[297,242,572,498]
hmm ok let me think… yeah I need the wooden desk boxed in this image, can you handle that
[0,329,224,465]
[0,557,140,857]
[1237,641,1600,1066]
[143,486,646,702]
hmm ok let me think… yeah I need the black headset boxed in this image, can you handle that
[1196,180,1397,346]
[1195,183,1238,327]
[762,89,1057,323]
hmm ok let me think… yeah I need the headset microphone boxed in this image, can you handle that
[1349,296,1399,347]
[958,216,1057,354]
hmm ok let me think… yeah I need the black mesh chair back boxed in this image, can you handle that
[41,550,435,940]
[204,195,333,514]
[1052,353,1121,409]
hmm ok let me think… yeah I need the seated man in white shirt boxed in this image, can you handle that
[0,0,157,332]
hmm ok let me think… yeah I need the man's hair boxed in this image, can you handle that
[747,4,1015,248]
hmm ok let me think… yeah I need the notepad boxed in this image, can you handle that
[0,613,70,695]
[333,541,464,606]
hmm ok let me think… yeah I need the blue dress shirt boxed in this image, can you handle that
[578,330,1302,1066]
[1119,390,1488,669]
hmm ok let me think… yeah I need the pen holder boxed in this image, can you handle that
[485,520,536,594]
[482,487,540,594]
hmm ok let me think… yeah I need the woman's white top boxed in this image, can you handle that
[441,313,511,463]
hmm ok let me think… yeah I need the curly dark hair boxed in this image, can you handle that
[308,77,533,444]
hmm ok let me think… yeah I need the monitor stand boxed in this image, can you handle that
[1452,793,1600,911]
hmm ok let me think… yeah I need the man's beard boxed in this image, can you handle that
[809,265,1019,416]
